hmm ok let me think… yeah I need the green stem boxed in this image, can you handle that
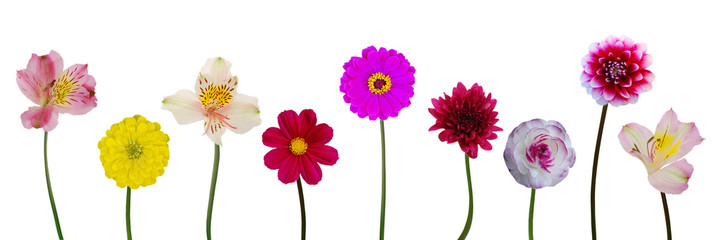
[206,144,220,240]
[590,104,608,240]
[458,153,473,240]
[661,193,672,240]
[379,120,386,240]
[297,178,306,240]
[529,188,536,240]
[126,187,132,240]
[44,131,64,240]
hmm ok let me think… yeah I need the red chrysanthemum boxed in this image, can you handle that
[429,82,502,158]
[580,36,654,106]
[262,109,339,185]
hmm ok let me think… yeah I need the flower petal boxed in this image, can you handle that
[16,70,43,105]
[299,155,323,185]
[201,57,232,84]
[618,123,654,165]
[21,106,59,132]
[297,109,317,138]
[278,155,300,184]
[219,93,261,134]
[263,127,290,148]
[52,64,97,115]
[162,90,205,124]
[205,118,228,145]
[305,123,333,146]
[25,50,63,87]
[306,145,338,166]
[264,148,291,170]
[278,109,300,138]
[654,109,704,164]
[648,159,693,194]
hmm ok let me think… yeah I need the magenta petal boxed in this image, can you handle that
[278,155,300,184]
[366,96,380,119]
[590,76,606,88]
[277,110,300,138]
[299,155,323,185]
[378,95,392,119]
[265,148,291,170]
[263,127,290,148]
[298,109,317,137]
[367,50,380,73]
[306,123,333,146]
[382,56,400,75]
[21,106,59,131]
[307,145,338,166]
[603,85,616,101]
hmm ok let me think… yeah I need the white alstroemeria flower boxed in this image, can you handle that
[162,57,260,145]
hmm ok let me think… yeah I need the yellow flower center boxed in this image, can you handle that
[289,137,308,155]
[50,75,79,106]
[199,84,233,112]
[126,142,143,159]
[368,72,391,94]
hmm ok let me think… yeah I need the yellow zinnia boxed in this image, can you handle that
[98,115,170,189]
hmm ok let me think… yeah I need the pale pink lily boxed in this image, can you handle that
[17,50,97,131]
[162,57,261,145]
[618,109,704,194]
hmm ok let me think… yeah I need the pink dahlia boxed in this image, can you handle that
[581,36,654,106]
[340,46,415,120]
[17,50,97,131]
[429,82,502,159]
[262,109,339,185]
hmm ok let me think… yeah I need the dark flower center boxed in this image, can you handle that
[605,60,627,83]
[455,106,488,134]
[373,79,386,89]
[368,72,391,94]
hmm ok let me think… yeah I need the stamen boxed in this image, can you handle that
[289,137,308,155]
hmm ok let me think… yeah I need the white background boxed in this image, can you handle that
[1,0,714,239]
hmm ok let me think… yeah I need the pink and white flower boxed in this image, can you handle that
[618,109,703,194]
[580,36,654,106]
[162,57,261,145]
[17,51,97,131]
[504,119,576,189]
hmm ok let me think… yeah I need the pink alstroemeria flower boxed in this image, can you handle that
[618,109,704,194]
[162,57,261,145]
[17,50,97,131]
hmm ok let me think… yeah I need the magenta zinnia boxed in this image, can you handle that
[340,46,415,120]
[262,109,339,185]
[581,36,654,106]
[429,82,502,159]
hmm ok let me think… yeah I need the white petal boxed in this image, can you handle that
[218,93,261,134]
[648,159,693,194]
[162,90,205,124]
[201,57,232,84]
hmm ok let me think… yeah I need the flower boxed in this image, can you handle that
[98,115,170,189]
[17,50,97,131]
[428,82,502,158]
[162,57,261,145]
[504,119,576,189]
[618,109,703,194]
[580,36,654,106]
[339,46,416,120]
[262,109,339,185]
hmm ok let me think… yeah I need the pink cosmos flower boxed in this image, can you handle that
[429,82,502,159]
[340,46,415,120]
[262,109,339,185]
[581,36,654,106]
[17,50,97,131]
[504,119,576,189]
[618,109,703,194]
[162,57,261,145]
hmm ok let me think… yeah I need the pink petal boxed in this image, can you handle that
[265,148,291,170]
[16,69,43,105]
[278,155,300,184]
[53,64,97,115]
[603,85,616,101]
[299,155,323,185]
[305,123,333,146]
[590,76,607,88]
[618,123,653,162]
[297,109,317,138]
[654,109,704,164]
[278,110,300,138]
[307,145,338,166]
[20,106,59,132]
[648,159,693,194]
[25,50,63,86]
[639,54,653,69]
[263,127,290,148]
